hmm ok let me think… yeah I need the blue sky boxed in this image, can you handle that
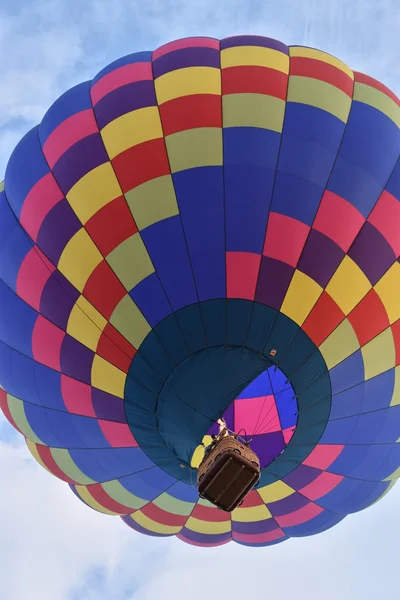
[0,0,399,598]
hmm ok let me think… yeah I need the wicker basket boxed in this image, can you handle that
[197,435,260,484]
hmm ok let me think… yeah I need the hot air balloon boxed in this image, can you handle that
[0,34,399,547]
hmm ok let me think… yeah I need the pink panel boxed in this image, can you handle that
[16,247,54,311]
[368,191,400,256]
[275,502,323,528]
[233,527,285,545]
[61,374,96,417]
[234,395,280,435]
[31,315,64,371]
[20,173,64,241]
[43,109,99,168]
[263,212,309,267]
[91,62,154,105]
[153,37,220,60]
[176,534,231,548]
[303,444,344,470]
[226,251,261,300]
[313,191,364,252]
[283,427,295,444]
[98,421,138,448]
[300,471,344,500]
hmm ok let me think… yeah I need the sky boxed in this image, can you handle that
[0,0,399,598]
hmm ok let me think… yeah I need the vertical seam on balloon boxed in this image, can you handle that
[219,40,229,348]
[149,54,210,351]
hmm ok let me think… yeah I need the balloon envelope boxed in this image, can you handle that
[0,35,400,547]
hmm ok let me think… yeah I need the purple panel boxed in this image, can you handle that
[94,81,157,130]
[283,464,321,490]
[37,199,81,264]
[255,257,294,309]
[179,527,232,545]
[298,229,344,287]
[60,335,94,384]
[92,388,126,423]
[251,431,284,467]
[348,221,396,285]
[231,516,279,534]
[153,47,220,78]
[221,35,288,54]
[268,491,309,516]
[51,134,109,195]
[40,271,80,330]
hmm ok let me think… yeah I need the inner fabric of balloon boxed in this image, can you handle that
[191,366,298,469]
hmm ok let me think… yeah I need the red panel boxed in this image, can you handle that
[112,138,170,192]
[36,444,77,483]
[368,191,400,256]
[83,261,126,319]
[313,191,365,252]
[140,502,188,527]
[32,315,64,371]
[238,490,265,508]
[302,291,345,347]
[91,63,153,105]
[159,94,221,136]
[87,483,132,514]
[348,289,390,346]
[190,503,230,523]
[263,212,310,267]
[85,196,137,257]
[391,320,400,366]
[43,109,99,168]
[16,247,53,312]
[0,389,21,433]
[233,528,285,544]
[354,72,400,106]
[61,374,96,417]
[290,57,353,97]
[226,251,261,300]
[303,444,344,470]
[222,66,287,98]
[97,322,136,372]
[153,37,220,60]
[20,173,64,241]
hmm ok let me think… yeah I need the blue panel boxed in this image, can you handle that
[39,82,93,143]
[168,481,199,503]
[129,272,172,327]
[120,472,165,502]
[23,402,65,446]
[338,102,399,186]
[223,127,280,168]
[237,370,271,398]
[70,414,113,448]
[0,191,18,245]
[359,370,394,413]
[0,280,36,357]
[0,219,34,291]
[137,466,176,492]
[282,510,344,537]
[271,171,324,225]
[0,343,39,404]
[319,415,358,444]
[34,363,64,411]
[69,448,138,481]
[374,444,400,480]
[276,388,297,429]
[92,52,153,84]
[348,444,394,480]
[174,304,207,353]
[141,216,197,311]
[375,406,400,443]
[319,478,389,513]
[278,135,337,188]
[330,385,364,420]
[385,159,400,200]
[284,103,345,151]
[4,126,49,218]
[329,444,380,478]
[329,350,364,395]
[173,167,226,301]
[349,410,388,444]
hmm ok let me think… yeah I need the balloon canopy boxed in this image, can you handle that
[0,35,399,548]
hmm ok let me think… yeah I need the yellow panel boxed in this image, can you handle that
[125,175,179,230]
[185,516,231,535]
[319,319,360,370]
[67,163,122,224]
[91,355,126,398]
[155,67,221,104]
[74,485,119,515]
[100,107,164,159]
[166,128,222,173]
[289,46,354,79]
[26,439,52,473]
[391,366,400,407]
[58,229,103,292]
[223,94,285,131]
[257,481,294,503]
[153,493,194,516]
[361,328,395,381]
[102,481,147,510]
[231,504,271,522]
[107,233,154,290]
[50,448,95,485]
[375,262,400,324]
[281,270,323,326]
[133,511,181,535]
[221,46,289,73]
[288,77,351,123]
[354,83,400,128]
[110,294,151,348]
[326,256,372,315]
[67,295,107,351]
